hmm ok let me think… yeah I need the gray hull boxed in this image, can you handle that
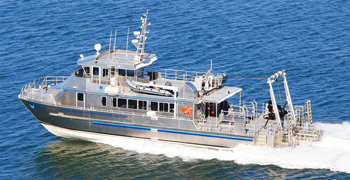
[20,99,253,148]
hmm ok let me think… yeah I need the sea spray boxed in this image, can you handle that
[96,122,350,173]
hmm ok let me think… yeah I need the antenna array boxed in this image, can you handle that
[132,8,151,61]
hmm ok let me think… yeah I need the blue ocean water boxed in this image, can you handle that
[1,0,350,179]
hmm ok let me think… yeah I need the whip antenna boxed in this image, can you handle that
[126,27,130,55]
[109,30,112,55]
[113,28,117,52]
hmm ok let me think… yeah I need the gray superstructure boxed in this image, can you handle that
[19,10,322,148]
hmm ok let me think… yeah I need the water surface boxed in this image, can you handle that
[1,0,349,179]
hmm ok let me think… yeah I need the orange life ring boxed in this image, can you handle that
[181,105,193,116]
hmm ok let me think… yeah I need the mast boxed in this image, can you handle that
[132,9,151,61]
[109,30,112,55]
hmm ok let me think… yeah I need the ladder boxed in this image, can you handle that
[197,103,206,122]
[255,130,267,146]
[306,100,313,124]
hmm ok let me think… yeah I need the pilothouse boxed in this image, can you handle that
[19,9,323,148]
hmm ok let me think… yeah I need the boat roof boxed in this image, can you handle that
[203,86,242,103]
[77,49,157,70]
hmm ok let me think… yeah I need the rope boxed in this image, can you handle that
[277,83,282,106]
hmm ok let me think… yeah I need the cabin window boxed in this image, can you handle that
[83,67,90,76]
[137,68,144,78]
[128,99,137,109]
[75,69,84,77]
[159,102,169,112]
[118,69,126,76]
[112,98,117,107]
[111,66,115,77]
[164,103,169,112]
[118,98,127,108]
[77,93,84,101]
[170,103,174,113]
[151,102,158,111]
[101,97,107,106]
[138,100,147,110]
[102,68,109,77]
[93,67,99,75]
[127,70,135,77]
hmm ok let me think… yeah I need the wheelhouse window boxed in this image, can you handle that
[118,69,126,76]
[83,67,90,76]
[127,70,135,77]
[112,98,117,107]
[102,68,109,77]
[77,93,84,101]
[118,98,127,108]
[128,99,137,109]
[137,68,144,78]
[101,97,106,106]
[75,69,84,77]
[93,67,99,75]
[151,102,158,111]
[138,100,147,110]
[111,66,116,77]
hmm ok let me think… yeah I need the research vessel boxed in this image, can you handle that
[19,10,322,148]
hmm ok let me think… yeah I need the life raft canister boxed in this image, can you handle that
[181,105,193,116]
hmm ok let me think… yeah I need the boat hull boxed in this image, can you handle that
[20,99,254,148]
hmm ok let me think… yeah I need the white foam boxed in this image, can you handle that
[96,122,350,173]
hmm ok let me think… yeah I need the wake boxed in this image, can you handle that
[96,122,350,173]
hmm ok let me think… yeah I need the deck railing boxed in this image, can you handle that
[20,76,69,99]
[218,101,266,122]
[157,68,206,82]
[41,76,70,87]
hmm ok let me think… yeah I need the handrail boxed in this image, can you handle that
[20,76,69,99]
[157,68,206,82]
[218,102,266,122]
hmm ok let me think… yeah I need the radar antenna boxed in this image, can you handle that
[132,9,151,61]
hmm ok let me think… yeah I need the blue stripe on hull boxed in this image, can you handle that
[93,121,151,131]
[92,121,253,142]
